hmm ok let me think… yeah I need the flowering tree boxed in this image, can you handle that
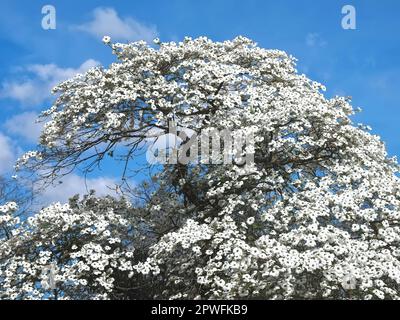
[7,37,400,299]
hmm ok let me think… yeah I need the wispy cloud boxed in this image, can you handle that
[4,112,43,144]
[0,133,17,174]
[364,69,400,102]
[306,33,327,48]
[0,59,99,107]
[39,174,119,204]
[73,7,158,43]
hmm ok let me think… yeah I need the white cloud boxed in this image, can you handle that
[73,7,158,43]
[0,59,99,107]
[4,112,43,143]
[306,33,327,47]
[39,174,119,204]
[0,133,16,174]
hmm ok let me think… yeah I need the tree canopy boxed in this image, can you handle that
[2,37,400,300]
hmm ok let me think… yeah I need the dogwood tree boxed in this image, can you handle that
[9,36,400,299]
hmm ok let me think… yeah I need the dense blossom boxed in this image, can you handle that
[0,202,19,241]
[8,36,400,299]
[0,196,149,299]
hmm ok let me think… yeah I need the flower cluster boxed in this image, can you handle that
[0,202,19,238]
[0,196,139,300]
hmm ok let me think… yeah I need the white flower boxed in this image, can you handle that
[341,273,356,290]
[246,217,255,225]
[102,36,111,44]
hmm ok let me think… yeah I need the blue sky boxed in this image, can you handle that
[0,0,399,202]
